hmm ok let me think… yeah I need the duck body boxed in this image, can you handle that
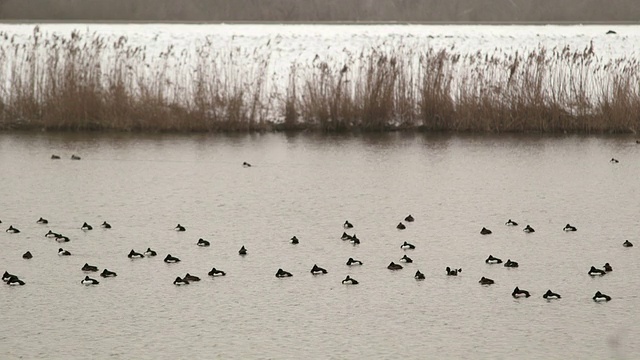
[310,264,327,274]
[101,221,112,229]
[81,222,93,230]
[400,241,415,250]
[387,262,403,270]
[563,224,577,232]
[238,246,247,255]
[446,267,462,276]
[346,258,363,266]
[505,219,518,226]
[593,291,611,302]
[343,221,353,229]
[404,215,415,222]
[485,255,503,264]
[275,269,293,278]
[184,273,201,282]
[36,217,48,224]
[479,277,494,285]
[144,248,157,257]
[173,277,189,285]
[175,224,186,232]
[6,275,25,286]
[543,290,561,299]
[82,263,99,272]
[22,251,33,259]
[197,238,211,247]
[6,226,20,233]
[128,250,144,259]
[504,259,519,268]
[480,227,492,235]
[396,222,406,230]
[81,276,99,285]
[58,248,71,256]
[523,225,535,233]
[512,287,531,298]
[342,276,358,285]
[164,254,181,263]
[100,269,117,277]
[208,268,226,277]
[588,266,606,276]
[623,240,633,247]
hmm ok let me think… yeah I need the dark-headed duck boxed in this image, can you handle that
[290,236,299,244]
[400,241,416,250]
[623,240,633,248]
[36,217,48,224]
[480,227,492,235]
[100,269,117,277]
[512,286,531,298]
[446,267,462,276]
[504,259,519,268]
[414,270,425,280]
[400,255,413,263]
[593,291,611,302]
[604,263,613,272]
[173,277,189,285]
[344,221,353,229]
[342,275,358,285]
[242,162,252,167]
[310,264,327,275]
[144,248,157,257]
[563,224,577,232]
[82,263,98,272]
[174,224,186,232]
[485,255,503,264]
[543,290,561,299]
[184,273,200,282]
[6,275,25,286]
[405,215,415,222]
[6,225,20,233]
[505,219,518,226]
[128,249,144,259]
[197,238,211,247]
[71,155,81,160]
[51,154,60,159]
[81,222,93,230]
[164,254,180,263]
[588,266,606,276]
[22,251,32,259]
[208,268,226,277]
[341,232,353,241]
[479,277,494,285]
[523,225,535,233]
[101,221,112,229]
[346,258,363,266]
[54,234,70,243]
[239,246,247,255]
[396,222,406,230]
[275,268,293,278]
[387,262,403,270]
[58,248,71,256]
[81,276,99,285]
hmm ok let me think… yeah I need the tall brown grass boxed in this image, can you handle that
[1,27,639,133]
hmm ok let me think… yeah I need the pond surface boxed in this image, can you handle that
[0,132,639,359]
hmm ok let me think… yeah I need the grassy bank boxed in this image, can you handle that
[0,27,639,133]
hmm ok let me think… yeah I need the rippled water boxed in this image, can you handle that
[1,132,639,359]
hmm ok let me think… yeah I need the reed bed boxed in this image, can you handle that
[0,27,639,133]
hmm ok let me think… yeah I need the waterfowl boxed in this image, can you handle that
[400,255,413,263]
[505,219,518,226]
[479,277,494,285]
[404,215,415,222]
[346,257,363,266]
[593,291,611,302]
[563,224,577,232]
[45,230,59,238]
[504,259,519,268]
[446,267,462,276]
[350,234,360,245]
[523,225,535,233]
[242,162,252,167]
[71,155,81,160]
[610,158,619,163]
[184,273,201,282]
[543,290,561,299]
[342,275,358,285]
[588,266,606,276]
[275,268,293,278]
[208,268,226,277]
[6,275,25,286]
[387,262,403,270]
[82,263,99,272]
[512,287,531,298]
[414,270,425,280]
[400,241,416,250]
[604,263,613,272]
[144,248,157,257]
[3,271,15,281]
[164,254,180,263]
[173,277,189,285]
[100,269,117,277]
[51,154,60,159]
[54,234,70,242]
[22,251,32,259]
[239,246,247,255]
[81,276,99,285]
[175,224,186,232]
[6,225,20,233]
[396,222,406,230]
[344,220,353,229]
[623,240,633,247]
[606,30,617,35]
[81,222,93,230]
[480,227,492,235]
[36,217,48,224]
[58,248,71,256]
[290,236,299,244]
[310,264,327,274]
[197,238,211,247]
[485,255,503,264]
[128,249,144,259]
[101,221,111,229]
[341,232,353,241]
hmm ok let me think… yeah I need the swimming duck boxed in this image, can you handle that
[45,230,59,238]
[588,266,606,276]
[485,255,503,264]
[414,270,425,280]
[6,275,25,286]
[480,227,492,235]
[400,241,416,250]
[387,262,403,270]
[54,234,70,242]
[310,264,327,274]
[51,154,60,159]
[6,225,20,233]
[563,224,577,232]
[350,234,360,245]
[208,268,226,277]
[446,267,462,276]
[173,277,189,285]
[610,158,619,163]
[344,220,353,229]
[623,240,633,247]
[128,249,144,259]
[164,254,180,263]
[58,248,71,256]
[342,275,358,285]
[400,255,413,263]
[197,238,211,247]
[81,222,93,230]
[36,217,48,224]
[101,221,111,229]
[512,287,531,298]
[71,155,81,160]
[242,162,252,167]
[82,263,98,272]
[238,246,247,255]
[341,232,353,241]
[346,258,363,266]
[404,215,415,222]
[175,224,186,232]
[22,251,32,259]
[3,271,16,281]
[504,259,519,268]
[81,276,99,285]
[479,277,494,285]
[396,222,406,230]
[593,291,611,302]
[144,248,157,257]
[275,268,293,278]
[505,219,518,226]
[184,273,201,282]
[523,225,535,233]
[543,290,561,299]
[604,263,613,272]
[100,269,117,277]
[290,236,299,244]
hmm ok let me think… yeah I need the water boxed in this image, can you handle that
[1,132,639,359]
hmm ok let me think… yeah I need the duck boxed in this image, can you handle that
[197,238,211,247]
[58,248,71,256]
[543,290,561,299]
[593,291,611,302]
[144,248,157,257]
[504,259,519,268]
[71,154,81,160]
[128,249,144,259]
[81,276,99,285]
[343,220,354,229]
[22,251,33,259]
[82,263,98,272]
[6,225,20,233]
[396,222,406,230]
[310,264,327,274]
[400,241,416,250]
[242,162,252,167]
[239,246,247,255]
[623,240,633,247]
[81,222,93,230]
[208,268,226,277]
[404,215,415,222]
[173,277,189,285]
[164,254,180,263]
[346,257,363,266]
[606,30,617,35]
[101,221,112,229]
[184,273,201,282]
[341,232,353,241]
[342,275,359,285]
[6,275,25,286]
[588,266,606,276]
[387,262,403,270]
[563,224,577,232]
[350,234,360,245]
[400,255,413,263]
[505,219,519,226]
[610,158,619,163]
[512,287,531,298]
[485,255,503,264]
[100,269,117,277]
[523,225,535,233]
[604,263,613,272]
[51,154,60,159]
[478,277,494,285]
[45,230,59,238]
[290,236,299,244]
[480,227,492,235]
[446,267,462,276]
[275,268,293,278]
[36,217,48,224]
[414,270,425,280]
[175,224,186,232]
[3,271,16,281]
[54,234,70,242]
